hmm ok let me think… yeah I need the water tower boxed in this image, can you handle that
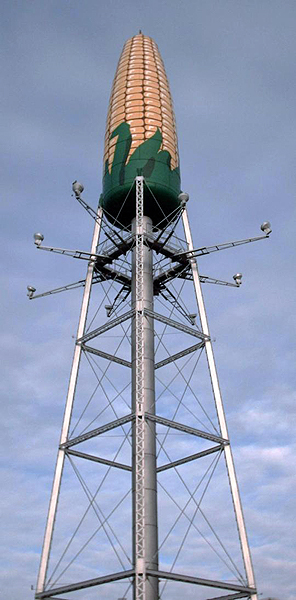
[30,33,271,600]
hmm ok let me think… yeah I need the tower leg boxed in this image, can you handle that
[132,177,159,600]
[182,207,257,597]
[36,209,103,594]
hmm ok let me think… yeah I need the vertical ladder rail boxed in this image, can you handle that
[132,177,158,600]
[36,208,103,594]
[182,207,257,596]
[134,176,146,600]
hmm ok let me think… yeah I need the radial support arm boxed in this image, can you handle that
[36,244,111,263]
[182,207,257,597]
[28,278,88,299]
[199,275,240,287]
[174,230,271,261]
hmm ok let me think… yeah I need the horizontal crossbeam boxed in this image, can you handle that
[35,569,135,598]
[205,593,249,600]
[66,449,132,471]
[146,570,256,594]
[146,414,228,445]
[82,344,131,367]
[36,581,249,600]
[60,414,134,448]
[144,309,208,340]
[77,309,135,344]
[155,341,204,369]
[157,444,223,472]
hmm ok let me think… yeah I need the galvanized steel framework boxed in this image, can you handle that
[32,176,269,600]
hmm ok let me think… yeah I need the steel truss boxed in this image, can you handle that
[34,176,264,600]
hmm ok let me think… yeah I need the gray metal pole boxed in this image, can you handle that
[36,208,103,594]
[131,177,159,600]
[182,207,257,597]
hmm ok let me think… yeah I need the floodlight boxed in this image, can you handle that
[233,273,243,286]
[105,304,113,317]
[27,285,36,299]
[178,192,189,206]
[260,221,272,235]
[34,233,44,246]
[72,180,84,198]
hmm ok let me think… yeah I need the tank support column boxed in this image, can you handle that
[182,206,257,598]
[131,177,159,600]
[36,209,103,593]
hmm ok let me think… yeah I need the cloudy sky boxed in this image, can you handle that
[1,1,295,599]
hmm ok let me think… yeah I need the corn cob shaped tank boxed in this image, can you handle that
[100,33,181,229]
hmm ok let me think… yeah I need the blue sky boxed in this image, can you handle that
[1,1,296,599]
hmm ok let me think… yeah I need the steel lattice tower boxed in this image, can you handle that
[30,33,271,600]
